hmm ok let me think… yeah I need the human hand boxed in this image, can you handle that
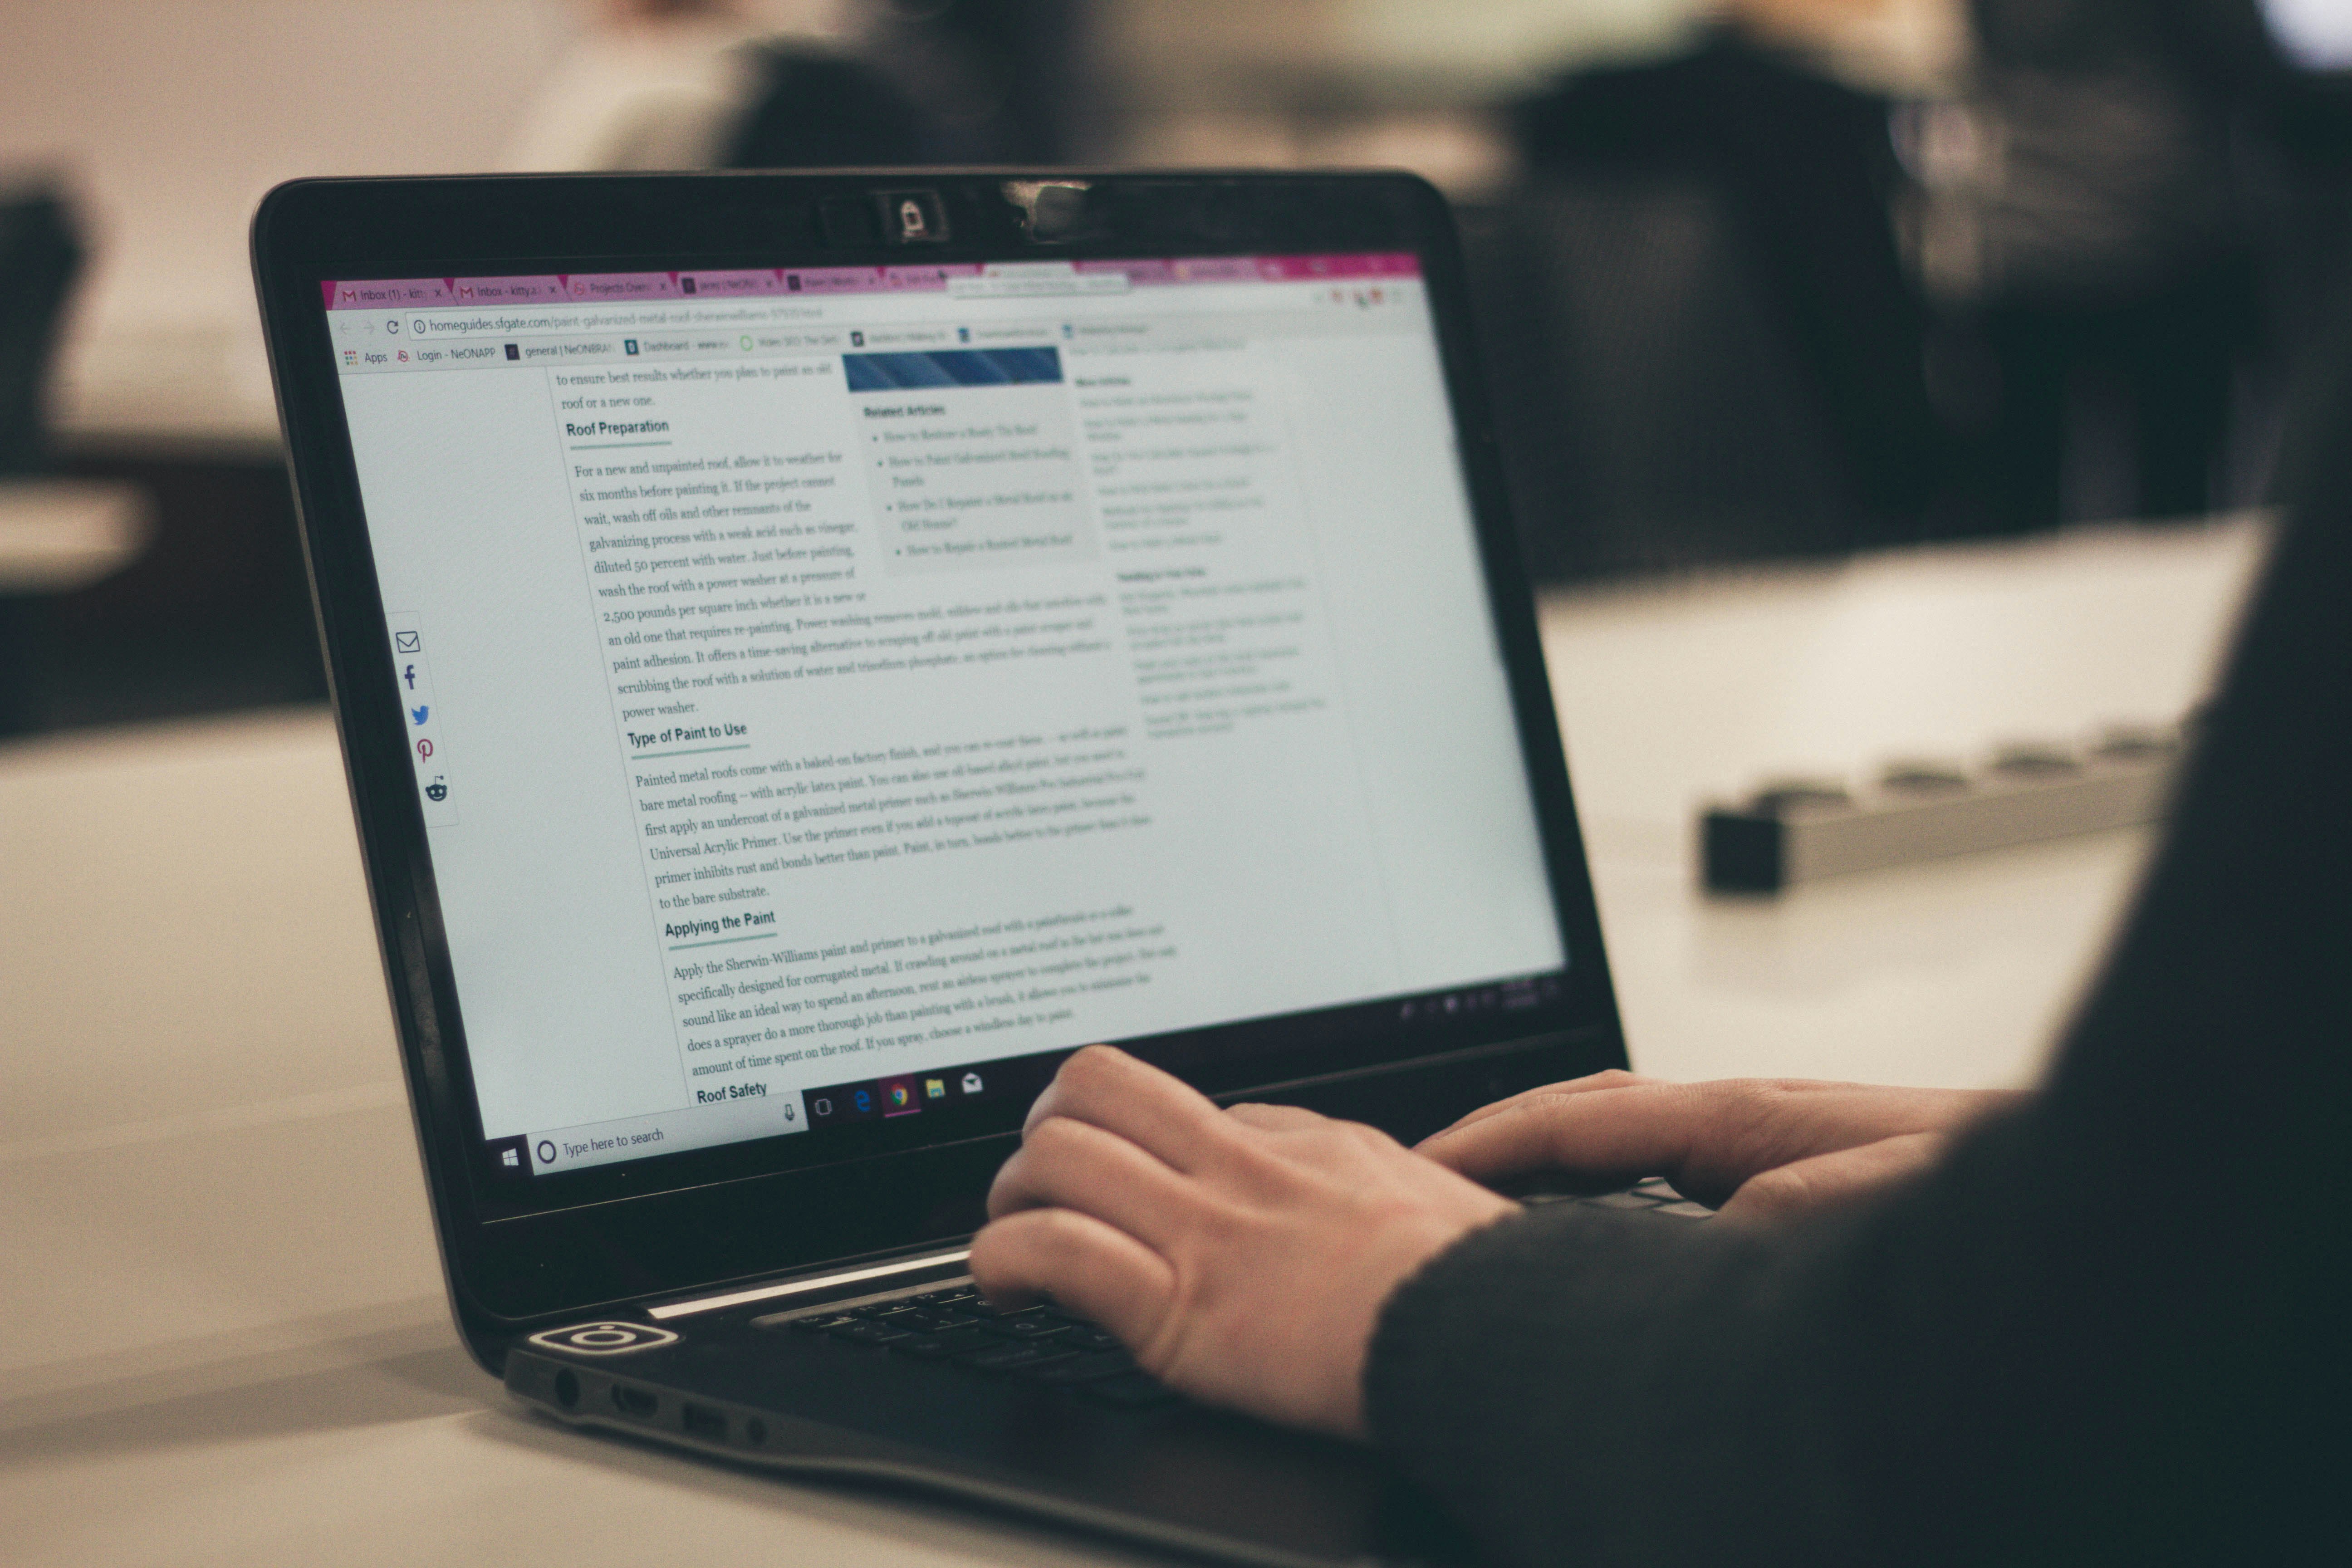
[1417,1070,2024,1221]
[969,1045,1517,1440]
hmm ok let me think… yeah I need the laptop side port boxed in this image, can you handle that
[681,1403,727,1442]
[609,1384,658,1419]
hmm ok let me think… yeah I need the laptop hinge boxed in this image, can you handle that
[645,1246,973,1321]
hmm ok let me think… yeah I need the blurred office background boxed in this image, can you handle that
[1,0,2347,736]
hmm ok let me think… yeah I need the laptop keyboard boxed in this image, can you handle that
[1526,1173,1714,1218]
[767,1287,1181,1407]
[750,1180,1705,1410]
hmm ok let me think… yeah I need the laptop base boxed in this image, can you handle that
[507,1312,1476,1568]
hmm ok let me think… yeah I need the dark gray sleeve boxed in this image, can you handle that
[1365,458,2351,1564]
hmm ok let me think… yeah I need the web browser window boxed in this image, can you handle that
[327,254,1566,1179]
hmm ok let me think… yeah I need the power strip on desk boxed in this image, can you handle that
[1700,724,2185,894]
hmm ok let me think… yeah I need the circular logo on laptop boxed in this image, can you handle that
[527,1321,679,1356]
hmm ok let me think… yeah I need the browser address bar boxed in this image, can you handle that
[407,303,828,337]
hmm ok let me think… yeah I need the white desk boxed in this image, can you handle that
[50,323,286,466]
[0,514,2270,1563]
[0,479,153,594]
[1539,515,2270,1091]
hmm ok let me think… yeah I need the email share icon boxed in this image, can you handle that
[394,631,421,653]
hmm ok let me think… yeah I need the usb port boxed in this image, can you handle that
[681,1403,727,1441]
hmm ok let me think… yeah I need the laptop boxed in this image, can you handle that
[252,170,1652,1568]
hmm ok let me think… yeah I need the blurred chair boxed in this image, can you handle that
[2244,0,2352,434]
[1463,34,1945,582]
[1465,4,2340,583]
[510,0,1083,175]
[1916,0,2269,527]
[724,45,947,166]
[725,0,1088,168]
[502,0,783,172]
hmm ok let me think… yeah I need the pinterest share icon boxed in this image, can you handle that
[385,613,457,826]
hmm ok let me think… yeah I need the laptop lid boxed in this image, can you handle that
[252,172,1622,1336]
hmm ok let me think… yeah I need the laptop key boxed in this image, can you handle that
[1084,1372,1180,1408]
[957,1340,1078,1374]
[985,1315,1071,1341]
[1027,1350,1137,1385]
[781,1313,855,1333]
[832,1319,916,1346]
[890,1325,995,1360]
[970,1304,1044,1324]
[1059,1326,1123,1352]
[874,1308,957,1332]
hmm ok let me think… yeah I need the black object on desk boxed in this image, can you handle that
[0,183,79,477]
[0,183,83,735]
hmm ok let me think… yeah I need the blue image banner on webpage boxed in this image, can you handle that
[842,347,1063,391]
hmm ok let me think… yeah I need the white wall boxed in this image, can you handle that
[0,0,577,438]
[0,0,574,331]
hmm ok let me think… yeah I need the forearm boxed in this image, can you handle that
[1366,1094,2309,1568]
[1365,1195,1878,1567]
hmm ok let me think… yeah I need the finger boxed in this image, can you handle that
[988,1114,1200,1248]
[1023,1045,1239,1175]
[968,1207,1177,1360]
[1420,1069,1659,1145]
[1222,1102,1328,1133]
[1718,1131,1951,1223]
[1421,1078,2018,1203]
[1417,1079,1704,1190]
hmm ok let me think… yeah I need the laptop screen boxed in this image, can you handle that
[323,252,1567,1186]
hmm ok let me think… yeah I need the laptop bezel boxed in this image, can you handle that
[251,170,1627,1338]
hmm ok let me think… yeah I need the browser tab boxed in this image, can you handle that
[561,272,681,302]
[451,275,566,305]
[674,269,783,298]
[325,278,456,310]
[949,262,1127,299]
